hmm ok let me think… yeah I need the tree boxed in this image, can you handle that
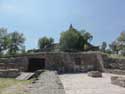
[60,25,84,51]
[80,30,93,42]
[0,28,8,54]
[117,31,125,51]
[7,31,25,55]
[109,41,119,54]
[109,31,125,55]
[117,31,125,42]
[60,25,93,51]
[38,36,54,50]
[80,30,93,50]
[101,41,107,52]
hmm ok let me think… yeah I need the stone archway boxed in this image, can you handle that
[27,58,45,72]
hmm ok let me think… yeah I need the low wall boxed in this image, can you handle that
[0,69,20,78]
[0,57,28,72]
[102,55,125,70]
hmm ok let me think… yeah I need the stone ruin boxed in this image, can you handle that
[0,52,125,78]
[111,76,125,87]
[0,63,20,78]
[0,69,19,78]
[0,52,104,73]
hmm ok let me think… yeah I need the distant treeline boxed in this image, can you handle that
[0,24,125,57]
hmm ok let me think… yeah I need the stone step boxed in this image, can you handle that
[16,72,34,80]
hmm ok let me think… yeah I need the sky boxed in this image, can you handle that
[0,0,125,49]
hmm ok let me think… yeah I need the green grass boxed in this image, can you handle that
[0,78,31,94]
[109,54,125,59]
[0,78,30,89]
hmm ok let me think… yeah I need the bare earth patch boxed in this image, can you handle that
[59,73,125,94]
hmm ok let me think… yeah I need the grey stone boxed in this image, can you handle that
[16,72,35,80]
[88,71,102,77]
[29,71,65,94]
[0,69,20,78]
[111,76,125,87]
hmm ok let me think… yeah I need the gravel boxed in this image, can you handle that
[29,71,65,94]
[59,73,125,94]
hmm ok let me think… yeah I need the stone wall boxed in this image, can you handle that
[102,55,125,70]
[45,52,102,73]
[0,52,103,73]
[0,69,20,78]
[0,57,28,72]
[101,54,125,74]
[2,52,125,73]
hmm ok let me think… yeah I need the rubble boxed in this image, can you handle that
[111,76,125,87]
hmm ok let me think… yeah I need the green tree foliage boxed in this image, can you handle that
[60,25,82,51]
[0,28,26,56]
[80,30,93,42]
[117,31,125,42]
[101,41,107,52]
[117,31,125,51]
[7,31,25,55]
[38,36,54,50]
[80,30,93,50]
[109,31,125,54]
[0,28,8,54]
[59,25,93,51]
[109,41,120,54]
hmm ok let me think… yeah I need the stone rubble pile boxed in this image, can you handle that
[111,76,125,87]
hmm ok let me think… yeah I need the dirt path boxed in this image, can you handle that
[0,71,65,94]
[59,73,125,94]
[29,71,65,94]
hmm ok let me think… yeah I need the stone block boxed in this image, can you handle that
[111,76,125,87]
[0,69,20,78]
[88,71,102,77]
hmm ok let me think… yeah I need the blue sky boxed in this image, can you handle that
[0,0,125,49]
